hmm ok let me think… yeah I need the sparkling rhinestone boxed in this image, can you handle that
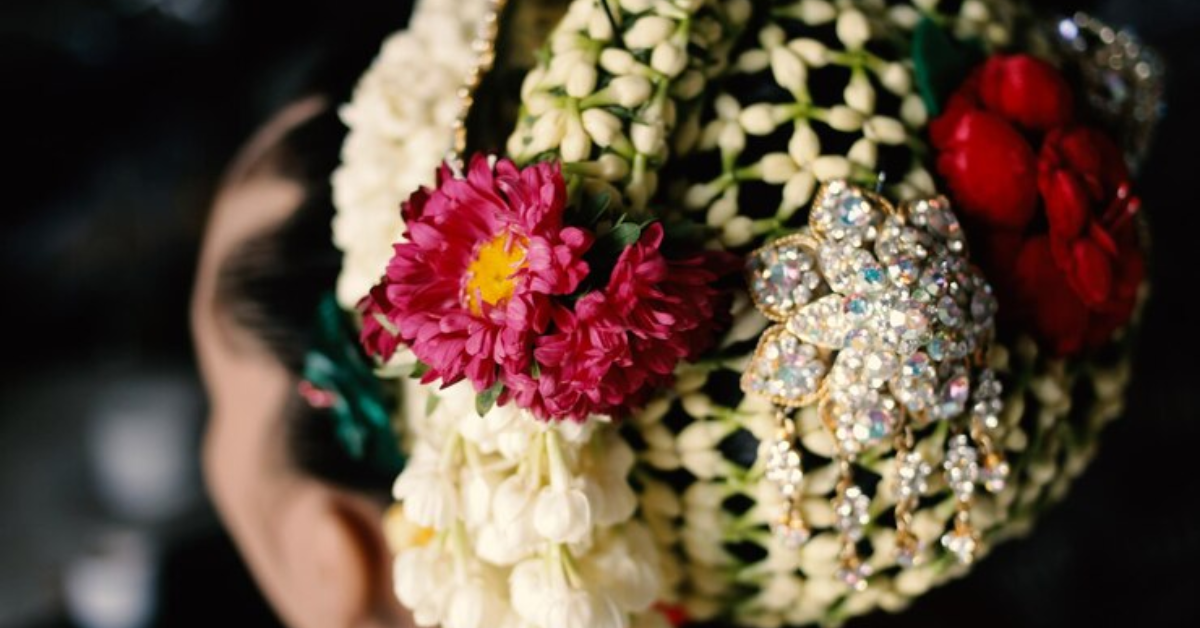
[933,369,971,420]
[876,220,932,287]
[819,243,887,294]
[748,240,823,319]
[835,485,871,541]
[980,452,1010,493]
[772,511,811,549]
[765,431,804,495]
[891,352,938,414]
[837,560,874,591]
[829,347,898,389]
[970,282,998,325]
[941,527,980,565]
[875,298,931,355]
[910,197,966,253]
[895,451,932,502]
[936,294,965,329]
[744,328,828,405]
[971,369,1004,430]
[944,435,979,501]
[788,294,852,349]
[811,181,882,244]
[830,389,898,453]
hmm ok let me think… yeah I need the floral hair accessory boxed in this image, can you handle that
[360,153,736,422]
[326,0,1163,627]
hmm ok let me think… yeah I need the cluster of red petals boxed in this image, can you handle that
[930,54,1144,356]
[360,155,735,421]
[511,223,737,421]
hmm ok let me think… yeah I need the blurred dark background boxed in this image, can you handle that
[1,0,1197,627]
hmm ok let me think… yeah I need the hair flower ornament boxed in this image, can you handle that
[742,180,1006,577]
[324,0,1163,626]
[360,153,737,422]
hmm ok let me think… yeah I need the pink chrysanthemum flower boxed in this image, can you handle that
[516,224,737,421]
[360,155,593,391]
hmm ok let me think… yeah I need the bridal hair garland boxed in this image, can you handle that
[322,1,1162,627]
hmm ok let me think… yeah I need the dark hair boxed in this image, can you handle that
[212,27,407,500]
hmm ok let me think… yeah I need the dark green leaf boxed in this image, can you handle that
[476,382,505,417]
[912,16,985,117]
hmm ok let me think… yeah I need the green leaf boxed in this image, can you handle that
[609,221,643,247]
[476,382,505,417]
[408,361,431,380]
[912,16,986,117]
[583,191,613,225]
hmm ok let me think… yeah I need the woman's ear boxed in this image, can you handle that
[278,486,408,628]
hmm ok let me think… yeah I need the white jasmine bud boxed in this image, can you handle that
[610,75,653,108]
[782,171,817,215]
[581,108,622,147]
[865,115,906,145]
[587,10,614,41]
[826,105,863,132]
[901,94,928,127]
[797,0,836,25]
[684,182,720,209]
[812,155,851,180]
[632,121,665,155]
[725,0,752,25]
[520,67,545,100]
[651,42,687,77]
[565,63,598,98]
[715,94,740,120]
[905,167,935,195]
[889,5,921,30]
[625,16,676,49]
[962,0,990,22]
[597,153,629,181]
[739,103,778,135]
[788,121,820,164]
[717,123,745,154]
[622,0,654,12]
[671,70,705,100]
[760,153,798,184]
[788,38,828,67]
[848,138,878,169]
[770,47,807,92]
[736,49,770,73]
[530,108,567,153]
[561,124,592,162]
[600,48,637,75]
[721,216,755,247]
[843,73,875,113]
[836,9,871,49]
[706,192,738,227]
[525,92,554,116]
[880,62,911,95]
[759,24,786,49]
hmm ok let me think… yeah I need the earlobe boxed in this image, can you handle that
[278,489,369,628]
[278,487,408,628]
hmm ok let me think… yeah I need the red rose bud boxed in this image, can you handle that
[931,109,1038,230]
[1038,127,1130,232]
[1016,236,1091,356]
[978,54,1074,132]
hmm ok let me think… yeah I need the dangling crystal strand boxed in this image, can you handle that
[941,433,982,564]
[892,423,926,568]
[765,409,811,547]
[969,419,1010,494]
[970,368,1004,431]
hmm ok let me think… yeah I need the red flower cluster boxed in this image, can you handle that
[930,54,1144,356]
[360,155,734,421]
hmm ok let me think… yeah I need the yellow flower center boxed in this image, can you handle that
[464,229,529,315]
